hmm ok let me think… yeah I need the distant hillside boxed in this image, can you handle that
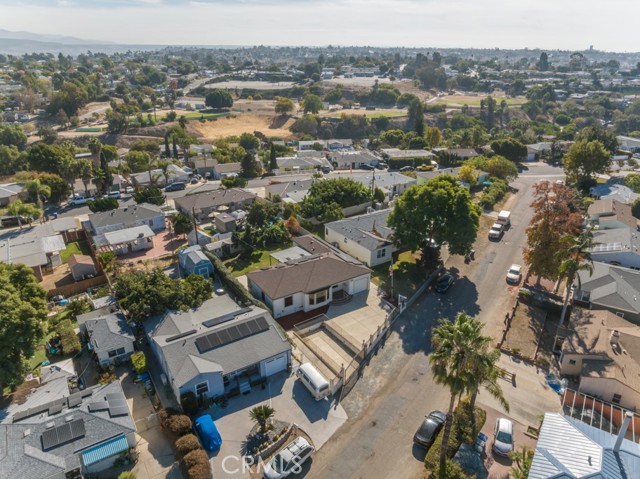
[0,37,166,56]
[0,28,112,46]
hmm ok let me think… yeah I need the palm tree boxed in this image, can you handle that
[23,179,51,211]
[509,446,534,479]
[60,157,80,198]
[430,313,489,477]
[467,347,509,416]
[76,159,94,196]
[88,137,102,169]
[7,200,42,228]
[155,160,172,187]
[249,405,275,435]
[555,232,594,327]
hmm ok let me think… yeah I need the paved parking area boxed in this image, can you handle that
[120,372,183,479]
[203,370,347,479]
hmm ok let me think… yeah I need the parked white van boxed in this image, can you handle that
[497,210,511,227]
[296,363,330,401]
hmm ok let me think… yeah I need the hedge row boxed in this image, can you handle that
[479,178,509,209]
[160,409,213,479]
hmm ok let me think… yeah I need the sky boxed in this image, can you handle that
[0,0,638,52]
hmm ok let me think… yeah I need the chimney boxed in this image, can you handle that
[611,330,620,347]
[614,411,633,452]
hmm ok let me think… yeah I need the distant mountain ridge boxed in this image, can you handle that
[0,29,113,46]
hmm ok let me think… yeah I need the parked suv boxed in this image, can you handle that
[488,223,504,240]
[263,437,315,478]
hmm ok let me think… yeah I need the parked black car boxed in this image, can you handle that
[435,274,454,294]
[413,411,447,448]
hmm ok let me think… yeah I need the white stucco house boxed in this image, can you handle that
[77,308,135,367]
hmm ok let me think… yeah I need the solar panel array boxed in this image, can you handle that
[11,386,99,423]
[196,317,269,353]
[592,242,623,253]
[202,307,253,329]
[166,329,197,343]
[41,419,85,450]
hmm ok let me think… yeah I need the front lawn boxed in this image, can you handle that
[223,244,291,277]
[60,240,92,263]
[371,250,429,298]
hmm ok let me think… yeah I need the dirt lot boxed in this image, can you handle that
[190,113,296,140]
[433,94,527,107]
[504,303,548,359]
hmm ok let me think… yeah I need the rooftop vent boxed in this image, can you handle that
[45,422,55,429]
[611,330,620,346]
[64,415,74,422]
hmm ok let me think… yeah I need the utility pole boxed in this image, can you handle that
[192,207,199,245]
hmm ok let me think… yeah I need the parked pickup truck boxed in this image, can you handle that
[488,223,504,240]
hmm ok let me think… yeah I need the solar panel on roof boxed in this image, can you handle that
[202,307,253,328]
[105,393,125,402]
[108,406,130,417]
[48,403,64,415]
[41,419,85,450]
[237,322,251,336]
[166,329,197,343]
[67,395,82,408]
[195,317,271,353]
[88,401,109,412]
[227,326,241,342]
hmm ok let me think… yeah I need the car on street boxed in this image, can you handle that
[413,410,447,449]
[435,274,454,294]
[67,194,88,206]
[360,164,375,171]
[506,264,522,284]
[492,418,514,456]
[488,223,504,240]
[124,186,135,194]
[164,182,186,192]
[399,166,415,172]
[263,436,315,479]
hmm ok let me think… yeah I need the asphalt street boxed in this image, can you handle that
[306,162,564,479]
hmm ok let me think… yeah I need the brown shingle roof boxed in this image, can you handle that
[67,254,94,266]
[174,188,255,212]
[247,253,370,299]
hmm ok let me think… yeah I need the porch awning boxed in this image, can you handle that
[81,435,129,467]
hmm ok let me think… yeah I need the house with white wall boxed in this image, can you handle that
[145,295,291,400]
[588,199,637,230]
[247,253,371,319]
[77,308,135,367]
[325,209,395,267]
[589,227,640,269]
[86,203,165,236]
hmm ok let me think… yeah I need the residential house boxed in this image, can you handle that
[325,209,395,266]
[433,148,479,160]
[298,140,326,151]
[528,412,640,479]
[590,183,640,204]
[325,139,354,151]
[575,262,640,323]
[380,148,437,166]
[85,203,165,236]
[274,154,332,173]
[203,233,241,259]
[145,295,291,401]
[190,144,216,156]
[94,225,155,255]
[348,172,416,201]
[77,309,135,367]
[525,142,552,161]
[209,161,242,180]
[328,150,381,170]
[0,182,23,206]
[589,227,640,268]
[178,245,214,278]
[213,213,236,233]
[618,135,640,153]
[174,188,256,222]
[129,164,190,187]
[247,253,371,318]
[0,381,137,479]
[67,254,97,281]
[588,199,637,230]
[192,157,216,179]
[265,179,314,202]
[559,309,640,409]
[0,232,65,281]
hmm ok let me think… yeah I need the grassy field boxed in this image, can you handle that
[223,244,292,277]
[371,250,428,298]
[60,240,92,263]
[322,110,407,119]
[433,96,526,107]
[159,111,232,121]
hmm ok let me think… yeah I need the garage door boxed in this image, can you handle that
[352,277,370,294]
[264,355,287,376]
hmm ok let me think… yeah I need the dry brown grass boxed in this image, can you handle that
[504,303,547,358]
[190,113,296,140]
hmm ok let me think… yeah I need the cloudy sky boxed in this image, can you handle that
[0,0,638,51]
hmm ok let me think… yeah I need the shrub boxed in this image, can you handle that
[118,472,137,479]
[479,178,509,209]
[175,434,201,456]
[183,449,210,469]
[57,318,81,355]
[166,414,193,436]
[88,197,119,212]
[187,463,213,479]
[433,459,471,479]
[159,407,180,426]
[180,391,199,415]
[131,351,147,374]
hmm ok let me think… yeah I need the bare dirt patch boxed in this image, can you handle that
[504,303,547,358]
[190,113,296,140]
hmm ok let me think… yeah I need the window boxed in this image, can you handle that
[377,248,386,259]
[148,220,153,226]
[569,359,576,365]
[196,381,209,396]
[116,348,126,355]
[612,393,622,404]
[108,350,117,358]
[284,296,293,307]
[309,289,328,305]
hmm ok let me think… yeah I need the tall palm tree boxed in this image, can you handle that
[60,157,80,198]
[249,405,275,435]
[555,232,595,327]
[88,137,102,169]
[23,179,51,211]
[430,313,489,477]
[467,347,509,416]
[76,159,94,196]
[7,200,41,229]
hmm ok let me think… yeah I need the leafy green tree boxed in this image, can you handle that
[221,175,248,188]
[625,174,640,193]
[538,52,549,71]
[238,133,260,151]
[269,144,278,171]
[373,187,386,203]
[48,82,89,116]
[302,93,324,114]
[37,125,58,144]
[205,89,233,109]
[576,125,618,154]
[490,138,527,162]
[563,139,611,184]
[22,178,51,210]
[240,151,261,178]
[380,129,406,147]
[430,313,489,477]
[388,176,480,266]
[0,263,47,389]
[7,200,41,228]
[88,197,119,212]
[524,182,584,283]
[413,100,425,136]
[0,145,25,175]
[247,201,281,229]
[456,164,477,187]
[21,143,72,174]
[125,150,152,174]
[172,212,193,237]
[300,178,371,220]
[467,155,518,181]
[425,127,442,149]
[249,405,275,434]
[133,186,166,206]
[274,96,295,115]
[0,123,27,149]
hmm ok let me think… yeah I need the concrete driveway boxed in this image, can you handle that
[202,370,347,479]
[120,371,183,479]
